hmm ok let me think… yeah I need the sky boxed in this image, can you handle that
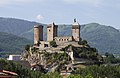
[0,0,120,29]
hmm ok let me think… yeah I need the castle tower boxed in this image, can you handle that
[47,22,58,41]
[34,25,43,45]
[72,19,80,41]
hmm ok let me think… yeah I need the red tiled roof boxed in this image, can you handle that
[0,70,18,76]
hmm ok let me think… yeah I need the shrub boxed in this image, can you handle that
[50,40,57,47]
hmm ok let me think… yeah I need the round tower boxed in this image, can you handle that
[34,25,43,45]
[72,19,80,41]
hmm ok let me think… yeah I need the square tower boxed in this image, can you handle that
[47,22,58,41]
[72,20,80,41]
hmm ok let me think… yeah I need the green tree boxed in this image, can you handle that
[44,72,62,78]
[25,44,30,51]
[50,40,57,47]
[0,59,43,78]
[73,65,120,78]
[68,74,83,78]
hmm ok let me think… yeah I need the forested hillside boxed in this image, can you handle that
[0,32,32,53]
[0,17,36,36]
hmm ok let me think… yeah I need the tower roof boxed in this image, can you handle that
[72,18,80,26]
[47,22,58,28]
[34,25,39,28]
[34,24,43,28]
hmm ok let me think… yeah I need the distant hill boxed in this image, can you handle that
[0,32,32,53]
[81,23,120,54]
[0,17,36,36]
[0,17,120,54]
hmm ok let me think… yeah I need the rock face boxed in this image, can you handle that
[22,50,49,72]
[22,49,62,72]
[22,50,46,66]
[22,48,70,72]
[22,40,103,73]
[27,53,46,66]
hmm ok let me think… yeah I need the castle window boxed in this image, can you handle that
[59,39,61,41]
[64,39,66,41]
[44,44,48,47]
[67,39,68,41]
[49,29,50,32]
[62,39,63,41]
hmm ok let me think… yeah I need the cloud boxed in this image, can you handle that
[36,14,44,21]
[63,0,103,6]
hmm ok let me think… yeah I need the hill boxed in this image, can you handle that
[0,17,120,54]
[81,23,120,54]
[0,32,32,53]
[0,17,36,37]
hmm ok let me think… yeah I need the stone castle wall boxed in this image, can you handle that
[54,36,72,44]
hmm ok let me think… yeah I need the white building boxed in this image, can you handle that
[7,55,21,61]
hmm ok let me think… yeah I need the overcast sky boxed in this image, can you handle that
[0,0,120,29]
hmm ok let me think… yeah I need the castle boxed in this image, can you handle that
[34,19,81,50]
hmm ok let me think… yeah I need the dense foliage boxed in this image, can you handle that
[0,59,43,78]
[68,74,93,78]
[0,59,63,78]
[72,45,103,61]
[1,59,120,78]
[61,43,103,62]
[71,65,120,78]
